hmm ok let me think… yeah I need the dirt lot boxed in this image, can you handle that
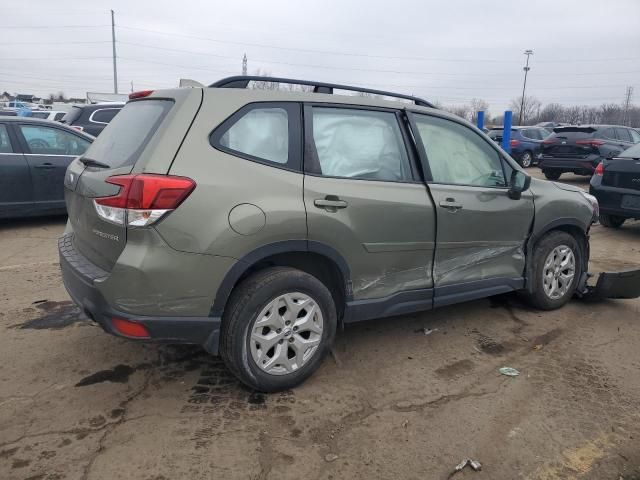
[1,171,639,480]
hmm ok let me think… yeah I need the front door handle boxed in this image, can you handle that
[314,196,348,211]
[439,198,463,212]
[35,163,55,169]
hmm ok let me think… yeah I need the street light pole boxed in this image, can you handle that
[519,49,533,125]
[111,9,118,94]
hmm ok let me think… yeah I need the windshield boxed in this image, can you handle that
[80,99,173,169]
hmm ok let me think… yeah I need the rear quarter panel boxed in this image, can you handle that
[156,89,307,259]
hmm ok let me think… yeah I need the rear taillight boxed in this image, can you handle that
[71,125,84,132]
[93,174,196,227]
[510,139,520,147]
[129,90,154,100]
[594,162,604,176]
[576,139,606,147]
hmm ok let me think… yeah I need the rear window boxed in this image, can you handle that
[550,127,595,140]
[81,100,173,169]
[61,106,82,125]
[31,111,50,119]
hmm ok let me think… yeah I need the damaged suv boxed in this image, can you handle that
[59,77,640,392]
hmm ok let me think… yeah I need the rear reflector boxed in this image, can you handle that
[94,174,196,227]
[112,318,150,338]
[129,90,154,100]
[71,125,84,132]
[594,162,604,176]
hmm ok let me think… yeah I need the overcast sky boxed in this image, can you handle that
[2,0,639,114]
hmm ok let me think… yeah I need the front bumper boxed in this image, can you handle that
[59,234,221,354]
[580,270,640,302]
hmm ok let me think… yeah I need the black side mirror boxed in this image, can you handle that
[508,170,531,200]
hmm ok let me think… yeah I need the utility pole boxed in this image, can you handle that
[518,49,533,125]
[111,10,118,94]
[242,54,247,76]
[622,86,634,126]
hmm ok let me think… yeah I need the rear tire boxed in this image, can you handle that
[219,267,337,392]
[599,214,626,228]
[543,170,561,180]
[520,151,533,168]
[523,231,582,311]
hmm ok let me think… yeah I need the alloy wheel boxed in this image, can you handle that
[249,292,324,375]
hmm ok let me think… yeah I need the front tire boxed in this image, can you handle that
[543,170,561,180]
[220,267,337,392]
[520,151,533,168]
[599,214,626,228]
[523,231,583,310]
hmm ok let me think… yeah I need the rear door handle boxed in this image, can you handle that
[314,196,348,210]
[35,163,55,169]
[439,198,463,211]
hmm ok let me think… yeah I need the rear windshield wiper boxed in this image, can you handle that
[80,158,110,169]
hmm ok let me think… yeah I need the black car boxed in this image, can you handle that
[538,125,640,180]
[60,103,124,136]
[0,117,93,219]
[487,126,551,167]
[589,143,640,228]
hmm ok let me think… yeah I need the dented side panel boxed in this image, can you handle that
[304,176,436,300]
[429,184,534,286]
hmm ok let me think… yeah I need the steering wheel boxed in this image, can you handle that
[28,138,49,151]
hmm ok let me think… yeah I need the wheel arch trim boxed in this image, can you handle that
[210,240,352,317]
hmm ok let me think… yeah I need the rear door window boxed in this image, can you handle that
[82,100,173,169]
[19,125,90,155]
[615,127,632,143]
[306,107,412,182]
[90,108,121,124]
[630,129,640,143]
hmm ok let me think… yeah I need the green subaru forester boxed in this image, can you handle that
[59,76,639,392]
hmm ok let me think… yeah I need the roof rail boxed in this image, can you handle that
[209,76,435,108]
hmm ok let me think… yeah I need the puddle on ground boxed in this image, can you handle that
[18,300,86,330]
[75,365,138,386]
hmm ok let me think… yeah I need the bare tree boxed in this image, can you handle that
[469,98,489,124]
[510,95,541,125]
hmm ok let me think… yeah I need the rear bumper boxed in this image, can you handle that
[59,234,221,354]
[589,184,640,219]
[538,156,600,173]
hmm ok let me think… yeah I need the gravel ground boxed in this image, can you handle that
[1,171,639,480]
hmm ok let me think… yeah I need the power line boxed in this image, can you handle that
[0,40,111,46]
[1,24,108,29]
[118,25,522,63]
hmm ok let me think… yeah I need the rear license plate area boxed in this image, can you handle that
[621,194,640,210]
